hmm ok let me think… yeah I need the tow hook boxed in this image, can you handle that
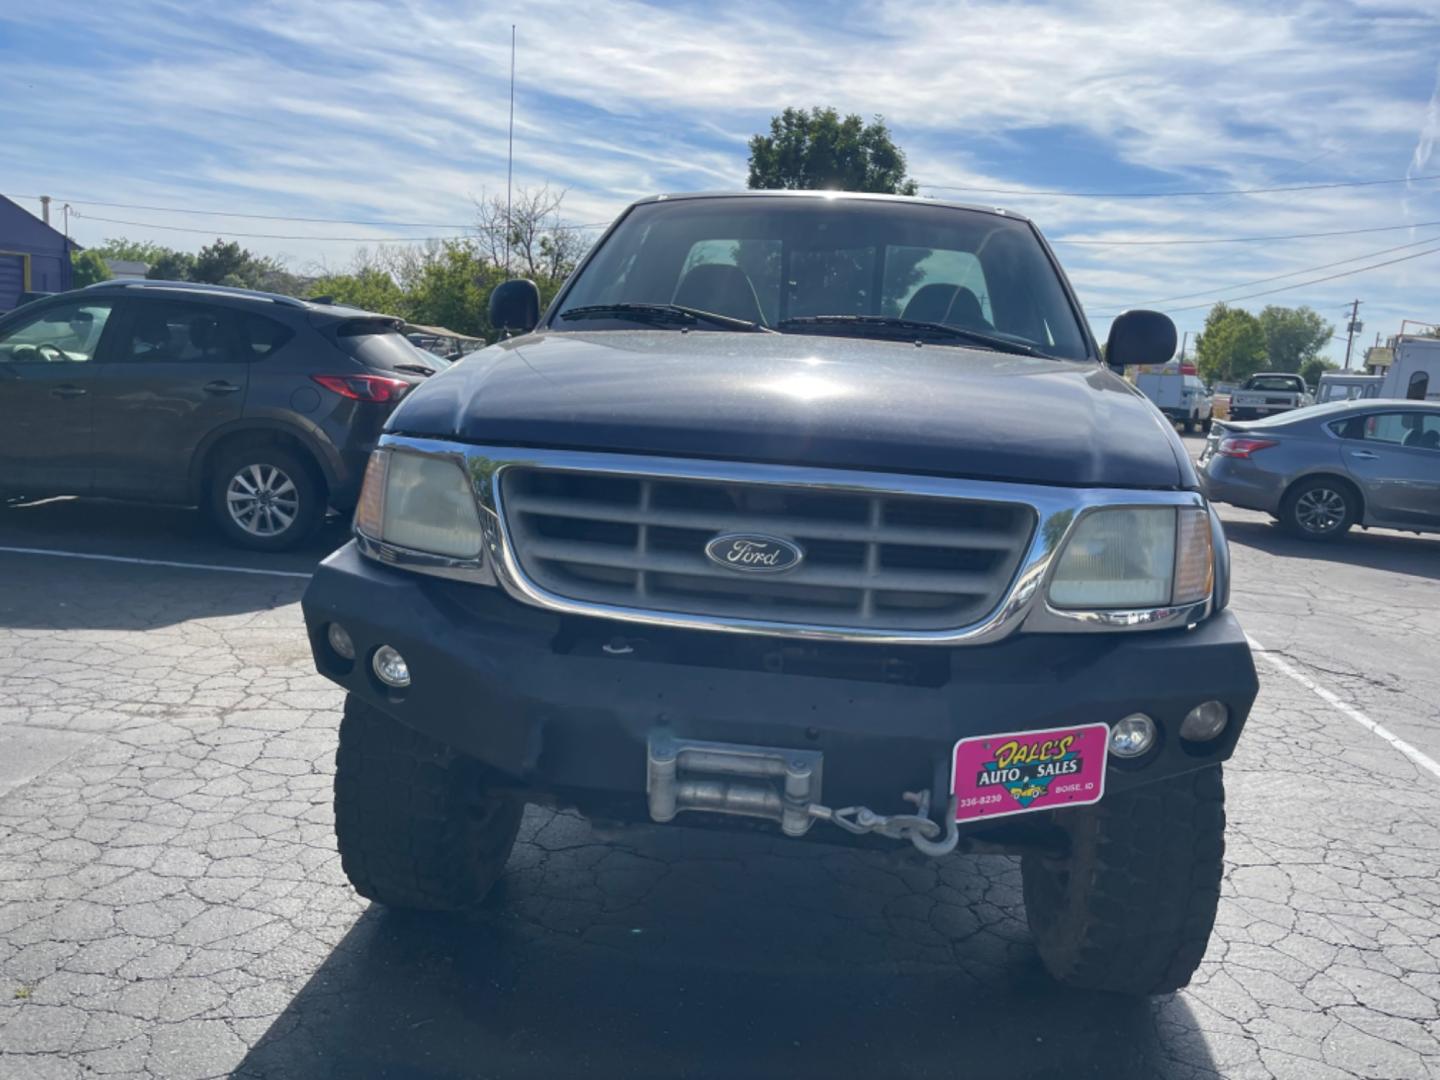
[645,733,960,856]
[810,790,961,856]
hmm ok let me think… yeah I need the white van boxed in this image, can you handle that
[1136,366,1213,432]
[1381,336,1440,400]
[1317,372,1383,403]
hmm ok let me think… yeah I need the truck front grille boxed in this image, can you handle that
[498,467,1036,632]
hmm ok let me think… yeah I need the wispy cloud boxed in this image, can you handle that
[2,0,1439,355]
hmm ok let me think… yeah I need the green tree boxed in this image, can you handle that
[70,249,112,287]
[309,267,410,316]
[1258,305,1333,373]
[1195,304,1267,384]
[92,238,173,265]
[1299,356,1338,389]
[146,250,196,282]
[747,107,918,194]
[405,240,502,337]
[191,239,253,285]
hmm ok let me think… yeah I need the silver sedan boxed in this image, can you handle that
[1200,399,1440,540]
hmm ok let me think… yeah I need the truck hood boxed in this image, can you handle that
[386,330,1190,489]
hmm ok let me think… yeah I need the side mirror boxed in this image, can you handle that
[1105,309,1178,371]
[488,279,541,335]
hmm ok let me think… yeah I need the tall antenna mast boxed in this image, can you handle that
[505,24,516,277]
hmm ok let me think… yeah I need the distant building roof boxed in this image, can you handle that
[104,259,150,279]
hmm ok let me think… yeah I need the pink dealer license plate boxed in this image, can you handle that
[952,722,1109,823]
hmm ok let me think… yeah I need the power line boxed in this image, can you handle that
[32,197,472,228]
[67,210,609,241]
[70,213,465,242]
[1096,242,1440,316]
[1117,233,1440,307]
[1051,219,1440,246]
[921,173,1440,198]
[3,192,609,231]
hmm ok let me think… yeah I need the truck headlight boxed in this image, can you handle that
[1048,507,1212,610]
[354,449,484,559]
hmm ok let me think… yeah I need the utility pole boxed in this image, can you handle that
[1343,299,1363,370]
[504,24,516,278]
[1179,330,1191,363]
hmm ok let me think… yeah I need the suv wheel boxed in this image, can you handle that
[1020,766,1225,995]
[209,444,321,551]
[334,695,523,911]
[1280,477,1356,541]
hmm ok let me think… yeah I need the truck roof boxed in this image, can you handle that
[628,189,1033,226]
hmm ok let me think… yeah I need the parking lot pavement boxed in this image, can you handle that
[2,496,1440,1079]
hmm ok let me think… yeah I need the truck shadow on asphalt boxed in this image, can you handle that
[232,823,1216,1080]
[0,496,345,574]
[1223,518,1440,582]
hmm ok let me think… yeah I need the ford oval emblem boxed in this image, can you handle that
[704,533,805,574]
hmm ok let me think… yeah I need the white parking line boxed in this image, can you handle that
[0,545,313,581]
[1248,634,1440,782]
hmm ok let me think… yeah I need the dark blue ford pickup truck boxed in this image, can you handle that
[302,191,1258,995]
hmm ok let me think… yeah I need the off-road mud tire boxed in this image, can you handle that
[334,694,523,911]
[1020,765,1225,995]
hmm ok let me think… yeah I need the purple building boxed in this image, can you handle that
[0,195,76,312]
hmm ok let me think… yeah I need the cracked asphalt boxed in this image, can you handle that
[2,448,1439,1080]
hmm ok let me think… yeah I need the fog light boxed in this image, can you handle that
[1110,713,1156,759]
[326,623,355,661]
[372,645,411,688]
[1180,700,1229,742]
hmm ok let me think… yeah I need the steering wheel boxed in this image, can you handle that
[35,343,75,362]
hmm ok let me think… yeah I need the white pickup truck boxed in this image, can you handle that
[1227,372,1313,421]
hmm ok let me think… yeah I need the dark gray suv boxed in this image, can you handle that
[0,281,443,549]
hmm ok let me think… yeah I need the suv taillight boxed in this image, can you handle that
[1217,437,1277,459]
[311,375,409,402]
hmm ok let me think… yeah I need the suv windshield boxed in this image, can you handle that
[553,196,1091,359]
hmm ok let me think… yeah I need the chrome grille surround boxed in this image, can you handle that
[360,437,1213,645]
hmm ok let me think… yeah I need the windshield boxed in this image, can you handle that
[1245,375,1304,392]
[553,196,1091,359]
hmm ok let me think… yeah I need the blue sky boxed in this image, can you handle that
[3,0,1440,361]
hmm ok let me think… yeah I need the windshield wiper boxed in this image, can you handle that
[392,363,437,377]
[559,303,776,334]
[776,315,1045,357]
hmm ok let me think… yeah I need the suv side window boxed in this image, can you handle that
[121,300,236,363]
[240,313,295,358]
[0,299,114,363]
[1333,411,1440,450]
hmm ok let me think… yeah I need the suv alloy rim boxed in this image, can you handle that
[1294,487,1346,534]
[226,464,300,537]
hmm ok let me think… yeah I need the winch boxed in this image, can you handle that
[645,733,959,856]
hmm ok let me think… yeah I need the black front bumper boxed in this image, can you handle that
[304,543,1258,822]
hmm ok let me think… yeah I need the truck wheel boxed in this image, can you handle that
[1279,477,1357,541]
[208,443,322,551]
[1182,416,1196,434]
[1201,417,1213,434]
[334,695,523,911]
[1020,766,1225,995]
